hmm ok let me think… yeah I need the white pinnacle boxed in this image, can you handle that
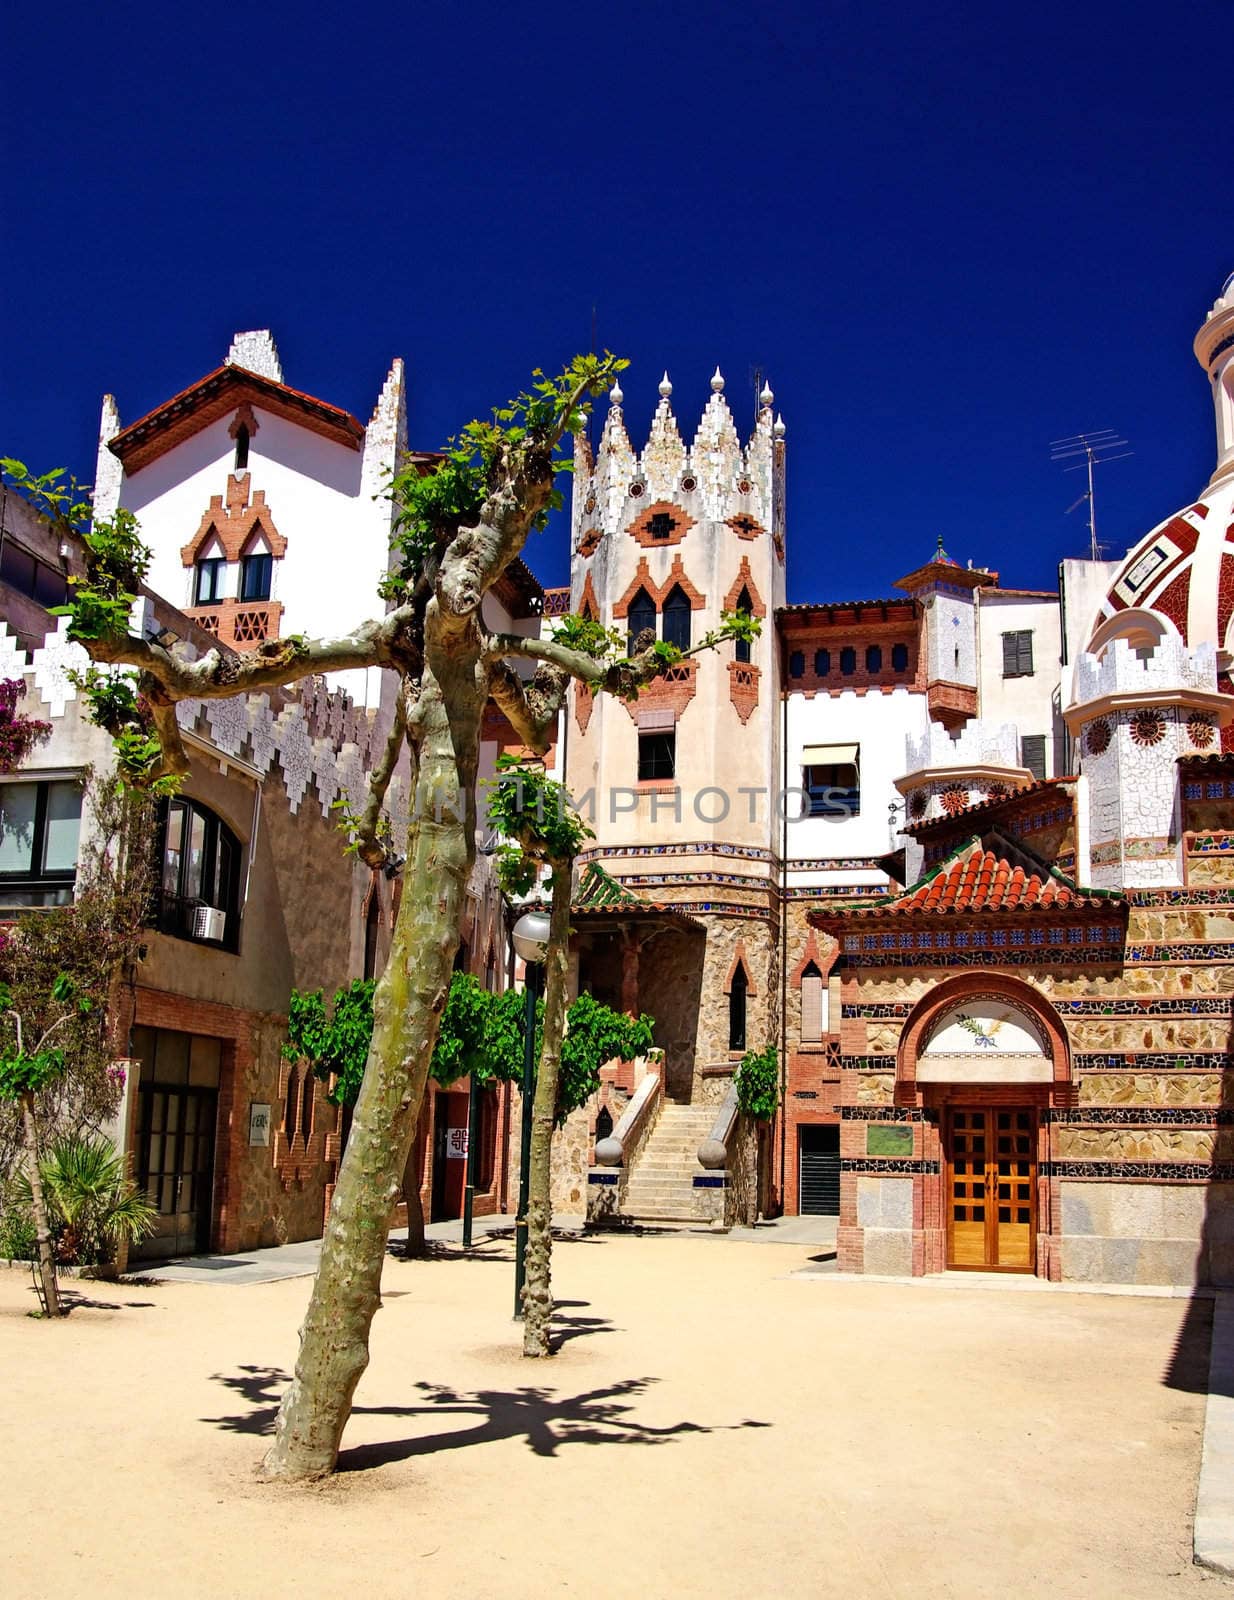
[610,380,623,406]
[710,367,725,393]
[773,413,786,440]
[760,380,774,407]
[659,371,673,399]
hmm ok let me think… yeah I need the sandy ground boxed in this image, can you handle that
[0,1232,1227,1600]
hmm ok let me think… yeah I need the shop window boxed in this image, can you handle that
[662,585,692,651]
[801,962,824,1044]
[734,587,753,664]
[865,645,882,672]
[156,797,241,950]
[0,778,82,908]
[814,648,830,677]
[839,647,856,676]
[892,642,909,672]
[1020,734,1047,781]
[729,963,748,1052]
[638,730,676,781]
[789,649,805,679]
[1002,630,1034,677]
[627,587,656,655]
[803,744,860,817]
[195,557,225,605]
[240,547,272,603]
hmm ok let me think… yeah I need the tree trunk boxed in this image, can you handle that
[262,635,482,1480]
[402,1109,426,1257]
[521,861,572,1358]
[22,1091,61,1318]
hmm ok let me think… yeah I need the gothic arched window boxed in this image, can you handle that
[662,584,692,651]
[734,587,753,665]
[627,588,656,655]
[729,962,748,1051]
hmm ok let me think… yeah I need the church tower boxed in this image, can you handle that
[563,370,786,1102]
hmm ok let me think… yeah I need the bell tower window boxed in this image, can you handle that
[662,584,692,651]
[649,511,675,541]
[627,587,656,655]
[234,424,250,472]
[734,587,753,664]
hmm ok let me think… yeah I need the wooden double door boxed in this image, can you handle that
[946,1107,1037,1272]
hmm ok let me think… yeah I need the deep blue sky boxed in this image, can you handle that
[2,1,1228,602]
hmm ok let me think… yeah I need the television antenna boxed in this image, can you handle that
[1050,429,1132,561]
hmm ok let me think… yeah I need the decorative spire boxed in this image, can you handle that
[759,379,774,408]
[710,366,725,393]
[609,379,623,407]
[641,370,686,494]
[226,329,283,384]
[659,371,673,398]
[773,413,786,440]
[935,534,955,564]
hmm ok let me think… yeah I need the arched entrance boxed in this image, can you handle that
[900,976,1070,1277]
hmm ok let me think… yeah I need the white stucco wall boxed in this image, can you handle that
[975,592,1062,776]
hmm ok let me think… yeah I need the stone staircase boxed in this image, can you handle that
[622,1102,716,1223]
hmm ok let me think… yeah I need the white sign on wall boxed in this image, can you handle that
[249,1102,272,1147]
[445,1127,469,1161]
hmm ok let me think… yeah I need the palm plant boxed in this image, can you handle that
[17,1134,155,1265]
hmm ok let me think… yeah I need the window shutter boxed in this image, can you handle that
[1002,632,1018,676]
[801,972,823,1044]
[1021,734,1046,780]
[1017,631,1034,674]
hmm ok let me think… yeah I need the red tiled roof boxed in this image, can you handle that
[109,365,367,472]
[895,839,1078,912]
[812,831,1124,921]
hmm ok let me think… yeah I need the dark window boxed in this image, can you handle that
[454,938,470,974]
[814,648,830,677]
[804,761,860,818]
[284,1069,299,1143]
[662,585,692,651]
[240,551,272,603]
[0,779,82,908]
[789,650,805,679]
[734,587,753,664]
[892,642,909,672]
[729,964,748,1052]
[638,731,676,781]
[0,538,68,611]
[195,557,225,605]
[595,1106,614,1142]
[1020,734,1047,781]
[865,645,882,672]
[648,511,675,541]
[627,587,656,655]
[299,1068,315,1145]
[363,892,381,980]
[1002,630,1034,677]
[155,797,241,949]
[839,646,856,676]
[234,424,250,471]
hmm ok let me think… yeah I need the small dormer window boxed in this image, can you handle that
[240,545,273,602]
[195,557,225,606]
[234,424,250,471]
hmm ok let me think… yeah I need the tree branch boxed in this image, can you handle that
[484,632,673,705]
[354,688,408,870]
[86,610,411,703]
[487,659,567,756]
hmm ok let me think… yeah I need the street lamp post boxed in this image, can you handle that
[511,907,550,1318]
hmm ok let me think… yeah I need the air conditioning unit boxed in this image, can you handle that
[193,905,227,943]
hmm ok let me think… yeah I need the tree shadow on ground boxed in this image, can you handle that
[203,1365,769,1470]
[545,1298,618,1349]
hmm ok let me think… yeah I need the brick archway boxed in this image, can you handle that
[897,969,1070,1097]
